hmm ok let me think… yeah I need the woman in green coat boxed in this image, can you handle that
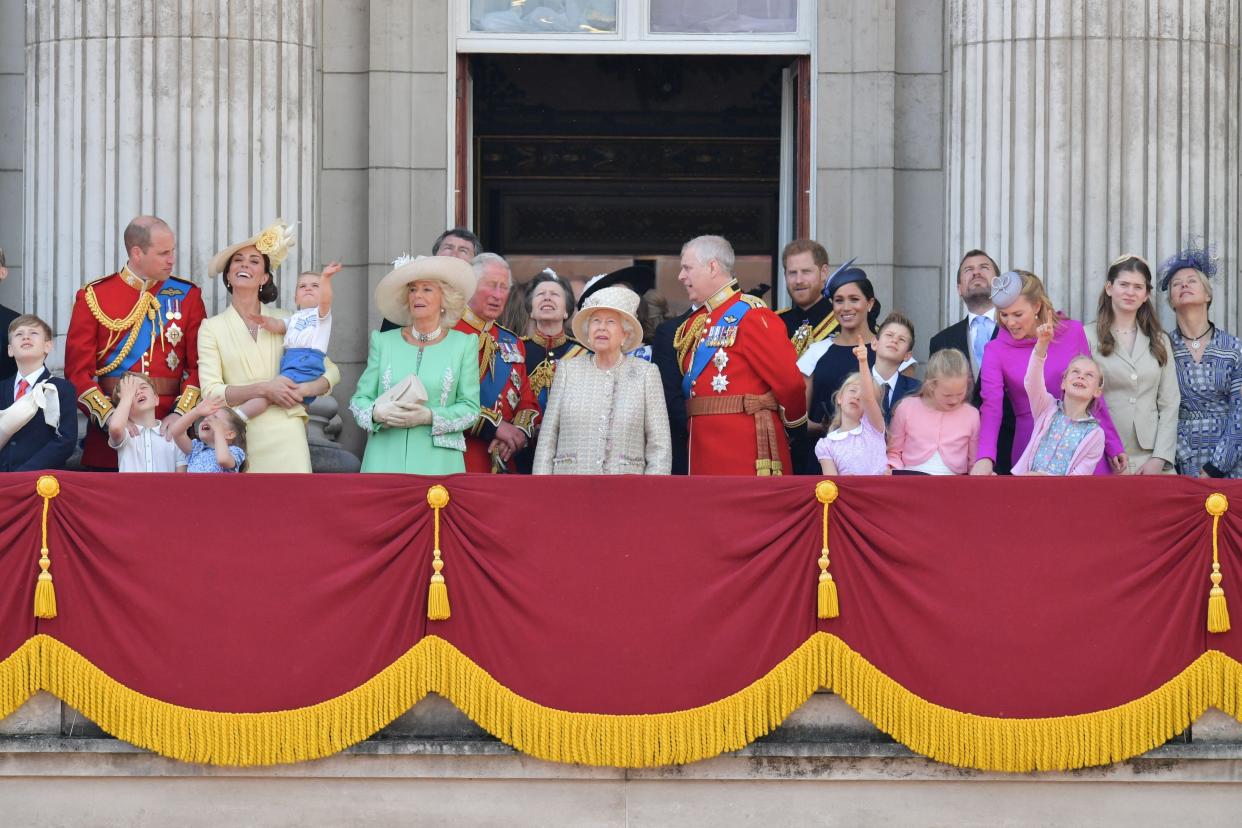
[350,255,481,474]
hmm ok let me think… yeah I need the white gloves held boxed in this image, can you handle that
[374,400,432,428]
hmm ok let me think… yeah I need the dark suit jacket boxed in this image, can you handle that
[652,310,692,475]
[0,303,19,382]
[882,373,922,425]
[929,317,1015,474]
[0,368,78,472]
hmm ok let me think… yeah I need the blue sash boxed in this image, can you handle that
[101,276,193,377]
[480,327,522,406]
[682,299,753,398]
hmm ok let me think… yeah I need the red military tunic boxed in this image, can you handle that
[65,267,206,469]
[676,281,807,475]
[454,308,540,473]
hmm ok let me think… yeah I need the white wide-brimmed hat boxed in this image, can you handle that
[571,285,643,353]
[209,219,297,276]
[375,255,477,327]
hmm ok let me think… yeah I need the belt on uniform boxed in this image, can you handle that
[97,375,182,397]
[686,391,784,476]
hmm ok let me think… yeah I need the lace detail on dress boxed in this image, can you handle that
[350,400,377,433]
[381,366,393,392]
[439,366,454,406]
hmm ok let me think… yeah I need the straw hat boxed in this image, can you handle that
[209,219,297,276]
[375,255,477,327]
[571,285,643,353]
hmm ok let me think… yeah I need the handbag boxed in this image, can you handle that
[374,374,429,409]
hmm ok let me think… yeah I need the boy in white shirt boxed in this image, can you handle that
[108,373,188,472]
[240,262,341,419]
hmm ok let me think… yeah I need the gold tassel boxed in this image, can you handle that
[426,485,451,621]
[816,480,840,619]
[33,475,61,619]
[1206,493,1230,633]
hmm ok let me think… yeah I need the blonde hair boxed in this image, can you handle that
[109,372,158,405]
[828,372,885,432]
[919,348,973,402]
[1063,355,1105,415]
[1164,268,1213,310]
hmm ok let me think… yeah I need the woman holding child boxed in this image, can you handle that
[349,256,481,475]
[197,221,340,473]
[971,270,1125,475]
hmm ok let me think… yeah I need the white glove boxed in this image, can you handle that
[374,400,431,428]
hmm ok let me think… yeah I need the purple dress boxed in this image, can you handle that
[814,417,888,475]
[978,319,1123,474]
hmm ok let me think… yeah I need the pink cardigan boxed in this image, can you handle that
[886,396,980,474]
[1011,349,1104,475]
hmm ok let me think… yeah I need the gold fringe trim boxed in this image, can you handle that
[0,633,1240,771]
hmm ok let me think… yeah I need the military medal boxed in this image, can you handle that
[711,373,730,393]
[792,321,812,355]
[712,350,729,370]
[165,300,184,346]
[166,351,179,371]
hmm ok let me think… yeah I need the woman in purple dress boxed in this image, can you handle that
[970,270,1125,475]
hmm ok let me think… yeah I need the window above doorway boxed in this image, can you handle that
[459,0,813,54]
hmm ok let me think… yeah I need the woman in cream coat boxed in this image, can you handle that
[1085,255,1179,474]
[533,285,671,475]
[197,221,339,473]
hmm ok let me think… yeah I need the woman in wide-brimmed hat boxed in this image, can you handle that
[349,255,481,474]
[197,220,341,472]
[532,285,671,475]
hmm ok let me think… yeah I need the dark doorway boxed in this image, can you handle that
[467,54,788,309]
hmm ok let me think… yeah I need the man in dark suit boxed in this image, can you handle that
[0,314,78,472]
[928,249,1015,473]
[0,246,19,381]
[651,306,693,475]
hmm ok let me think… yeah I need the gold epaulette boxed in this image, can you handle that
[738,294,768,310]
[775,306,794,317]
[563,345,588,360]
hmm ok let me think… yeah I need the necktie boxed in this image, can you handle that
[970,316,991,367]
[15,379,29,401]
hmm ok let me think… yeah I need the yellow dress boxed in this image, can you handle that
[197,305,340,473]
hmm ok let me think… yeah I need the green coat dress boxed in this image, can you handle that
[350,328,481,474]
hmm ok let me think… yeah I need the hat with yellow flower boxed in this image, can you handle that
[208,219,297,277]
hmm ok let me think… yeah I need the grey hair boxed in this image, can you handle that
[682,235,735,275]
[620,318,636,341]
[471,252,512,285]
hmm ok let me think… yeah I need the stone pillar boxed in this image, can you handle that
[24,0,318,337]
[946,0,1240,329]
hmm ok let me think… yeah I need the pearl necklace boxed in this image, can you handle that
[408,326,438,343]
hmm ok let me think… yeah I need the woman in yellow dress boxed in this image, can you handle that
[197,221,339,472]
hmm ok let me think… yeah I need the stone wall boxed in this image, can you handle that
[3,690,1242,826]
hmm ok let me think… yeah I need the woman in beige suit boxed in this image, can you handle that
[1085,255,1179,474]
[533,285,671,475]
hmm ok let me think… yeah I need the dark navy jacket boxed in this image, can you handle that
[0,368,78,472]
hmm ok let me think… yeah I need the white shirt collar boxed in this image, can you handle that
[967,307,996,326]
[15,366,45,394]
[871,365,900,392]
[826,423,864,440]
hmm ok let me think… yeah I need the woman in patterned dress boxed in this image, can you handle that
[1161,245,1242,478]
[350,256,481,475]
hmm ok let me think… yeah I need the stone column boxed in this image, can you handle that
[24,0,318,334]
[946,0,1240,329]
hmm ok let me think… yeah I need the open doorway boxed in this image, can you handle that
[460,53,807,318]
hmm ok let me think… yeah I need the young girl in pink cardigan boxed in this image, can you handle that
[1012,322,1105,475]
[887,348,980,474]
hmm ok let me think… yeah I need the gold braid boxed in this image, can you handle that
[673,313,708,372]
[85,287,160,375]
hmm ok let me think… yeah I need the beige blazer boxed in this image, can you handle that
[1085,321,1180,464]
[532,354,672,475]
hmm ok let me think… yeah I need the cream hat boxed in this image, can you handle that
[571,285,643,353]
[375,255,477,327]
[208,219,297,276]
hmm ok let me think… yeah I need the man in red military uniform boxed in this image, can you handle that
[65,216,207,469]
[454,253,540,472]
[675,235,807,475]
